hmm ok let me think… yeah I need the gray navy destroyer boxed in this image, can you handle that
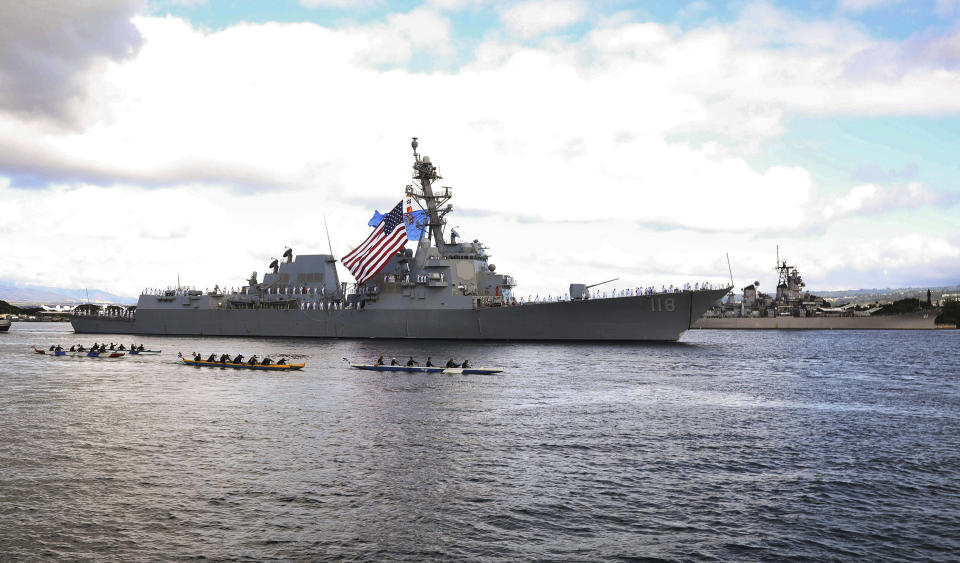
[72,139,729,341]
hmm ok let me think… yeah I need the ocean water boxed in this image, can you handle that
[1,323,958,561]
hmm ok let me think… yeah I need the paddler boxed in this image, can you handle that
[277,358,287,365]
[390,358,399,366]
[248,355,259,365]
[206,353,216,362]
[406,356,418,366]
[426,357,435,367]
[461,359,470,368]
[219,353,230,363]
[375,355,385,366]
[232,354,244,364]
[445,358,457,368]
[261,357,273,366]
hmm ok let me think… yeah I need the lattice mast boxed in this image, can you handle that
[408,137,453,253]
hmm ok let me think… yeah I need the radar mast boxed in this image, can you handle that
[408,137,453,253]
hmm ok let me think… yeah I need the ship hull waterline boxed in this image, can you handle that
[692,310,937,330]
[71,288,729,342]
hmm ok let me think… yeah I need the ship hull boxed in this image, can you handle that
[70,288,728,341]
[692,310,937,330]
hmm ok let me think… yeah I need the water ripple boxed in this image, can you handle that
[0,324,958,560]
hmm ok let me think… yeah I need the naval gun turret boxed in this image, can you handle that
[569,278,619,300]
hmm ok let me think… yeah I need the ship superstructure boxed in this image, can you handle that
[72,139,729,341]
[695,254,937,329]
[728,261,830,319]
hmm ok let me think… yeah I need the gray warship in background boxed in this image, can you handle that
[72,139,729,341]
[693,258,937,330]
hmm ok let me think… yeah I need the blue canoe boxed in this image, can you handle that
[87,351,125,358]
[350,364,503,375]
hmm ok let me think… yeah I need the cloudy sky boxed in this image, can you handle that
[1,0,958,299]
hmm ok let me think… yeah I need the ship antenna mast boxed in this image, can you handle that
[323,214,336,260]
[774,246,791,288]
[409,137,452,253]
[726,253,734,288]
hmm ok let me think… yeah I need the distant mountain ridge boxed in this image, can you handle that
[0,280,136,305]
[810,285,960,305]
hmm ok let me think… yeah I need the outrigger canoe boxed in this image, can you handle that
[181,358,304,371]
[33,347,124,358]
[349,364,504,375]
[127,349,161,355]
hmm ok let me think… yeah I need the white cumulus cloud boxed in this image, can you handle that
[500,0,586,39]
[1,4,958,296]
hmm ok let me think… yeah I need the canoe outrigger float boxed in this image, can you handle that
[181,358,305,371]
[349,364,504,375]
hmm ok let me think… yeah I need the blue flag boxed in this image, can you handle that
[405,210,427,241]
[367,210,386,227]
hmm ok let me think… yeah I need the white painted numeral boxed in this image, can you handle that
[650,298,677,312]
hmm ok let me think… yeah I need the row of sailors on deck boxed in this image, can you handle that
[520,282,720,303]
[145,286,332,296]
[145,280,722,299]
[301,301,347,310]
[73,310,134,317]
[191,353,287,366]
[382,274,446,284]
[375,356,471,368]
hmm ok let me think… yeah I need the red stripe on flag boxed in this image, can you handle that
[358,238,407,284]
[345,200,408,284]
[356,228,407,283]
[342,223,384,268]
[354,230,404,282]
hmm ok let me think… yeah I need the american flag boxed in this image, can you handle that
[343,201,408,285]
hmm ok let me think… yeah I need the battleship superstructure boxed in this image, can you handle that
[694,257,937,330]
[71,139,729,341]
[723,260,830,319]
